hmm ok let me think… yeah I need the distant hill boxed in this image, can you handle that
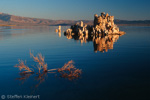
[114,19,150,26]
[0,12,150,26]
[0,13,77,26]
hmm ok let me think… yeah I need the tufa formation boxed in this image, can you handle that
[65,12,125,36]
[64,12,125,53]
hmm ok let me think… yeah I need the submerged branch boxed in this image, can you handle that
[14,59,34,73]
[15,51,82,81]
[30,51,48,73]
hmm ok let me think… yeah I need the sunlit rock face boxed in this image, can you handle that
[93,12,121,35]
[65,12,125,36]
[64,12,125,53]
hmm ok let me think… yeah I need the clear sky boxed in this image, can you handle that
[0,0,150,20]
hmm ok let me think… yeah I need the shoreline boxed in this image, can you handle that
[0,24,150,27]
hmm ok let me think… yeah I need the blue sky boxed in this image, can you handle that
[0,0,150,20]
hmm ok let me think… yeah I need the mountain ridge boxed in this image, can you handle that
[0,12,150,26]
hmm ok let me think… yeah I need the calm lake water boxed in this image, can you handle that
[0,26,150,100]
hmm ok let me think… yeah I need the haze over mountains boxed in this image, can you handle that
[0,12,150,26]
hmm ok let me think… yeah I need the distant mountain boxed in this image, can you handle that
[0,12,150,26]
[114,19,150,26]
[0,12,76,26]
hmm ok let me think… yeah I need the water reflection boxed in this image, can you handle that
[16,73,33,85]
[0,26,58,41]
[64,32,124,53]
[16,71,48,94]
[93,35,119,53]
[55,25,62,37]
[15,60,81,93]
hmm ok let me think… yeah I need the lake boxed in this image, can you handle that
[0,26,150,100]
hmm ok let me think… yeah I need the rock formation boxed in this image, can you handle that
[64,12,125,53]
[64,12,125,36]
